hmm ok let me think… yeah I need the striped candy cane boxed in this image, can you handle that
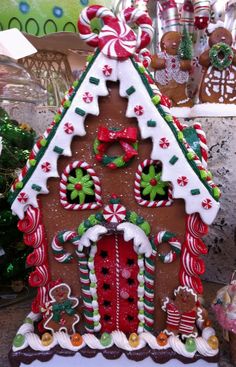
[51,231,81,263]
[181,0,194,34]
[193,122,208,168]
[155,231,182,263]
[78,5,153,59]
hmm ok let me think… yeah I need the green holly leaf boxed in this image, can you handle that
[150,188,157,201]
[154,186,166,196]
[71,190,78,200]
[68,176,77,184]
[83,187,94,195]
[83,180,94,188]
[75,168,83,180]
[141,181,149,188]
[141,172,151,182]
[81,174,91,183]
[67,183,75,191]
[148,165,155,178]
[79,191,86,204]
[143,185,152,196]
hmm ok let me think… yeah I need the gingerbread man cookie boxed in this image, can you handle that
[151,31,193,107]
[162,286,203,337]
[44,283,80,334]
[199,22,236,104]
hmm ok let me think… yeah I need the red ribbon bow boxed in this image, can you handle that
[98,126,138,143]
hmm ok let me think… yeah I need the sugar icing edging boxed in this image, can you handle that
[12,312,218,358]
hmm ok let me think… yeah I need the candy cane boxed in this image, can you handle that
[78,5,116,47]
[193,123,208,168]
[181,247,205,276]
[154,231,182,263]
[78,5,153,59]
[119,7,153,51]
[51,231,81,263]
[137,48,152,68]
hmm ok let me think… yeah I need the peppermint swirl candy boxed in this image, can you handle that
[78,5,153,59]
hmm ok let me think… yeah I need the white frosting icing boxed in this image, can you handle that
[202,327,216,340]
[79,225,108,250]
[12,312,219,359]
[196,337,219,357]
[117,222,152,256]
[168,335,195,358]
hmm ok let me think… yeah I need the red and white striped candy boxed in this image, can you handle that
[78,6,153,59]
[83,92,93,103]
[177,176,188,187]
[102,65,113,77]
[134,105,144,116]
[103,203,127,223]
[41,161,51,173]
[99,20,137,59]
[118,7,153,51]
[159,137,170,149]
[202,198,212,210]
[17,192,28,204]
[78,5,116,47]
[64,122,74,134]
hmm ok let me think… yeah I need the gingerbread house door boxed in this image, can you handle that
[94,232,139,333]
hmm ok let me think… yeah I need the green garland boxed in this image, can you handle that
[209,42,233,70]
[77,210,151,236]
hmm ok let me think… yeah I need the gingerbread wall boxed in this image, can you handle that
[38,82,187,331]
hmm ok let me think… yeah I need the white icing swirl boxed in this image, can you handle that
[196,337,219,357]
[140,332,170,350]
[12,312,219,359]
[112,331,146,351]
[168,335,195,358]
[202,327,216,340]
[83,334,113,349]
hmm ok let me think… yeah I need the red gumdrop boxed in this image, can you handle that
[95,154,103,161]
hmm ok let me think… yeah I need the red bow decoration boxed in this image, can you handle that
[98,126,138,143]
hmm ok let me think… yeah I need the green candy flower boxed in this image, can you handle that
[67,168,94,204]
[141,165,168,201]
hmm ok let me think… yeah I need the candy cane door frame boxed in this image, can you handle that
[94,232,140,333]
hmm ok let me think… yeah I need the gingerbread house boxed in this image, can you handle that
[9,5,220,367]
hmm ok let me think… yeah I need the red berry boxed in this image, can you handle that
[150,178,157,186]
[75,183,82,190]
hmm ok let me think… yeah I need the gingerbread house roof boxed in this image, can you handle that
[9,6,220,225]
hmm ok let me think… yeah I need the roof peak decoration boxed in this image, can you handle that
[77,5,154,60]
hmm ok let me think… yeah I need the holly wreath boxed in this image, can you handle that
[209,42,234,70]
[94,126,138,169]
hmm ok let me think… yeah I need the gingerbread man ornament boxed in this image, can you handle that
[162,286,203,337]
[199,22,236,104]
[44,283,80,334]
[151,31,193,107]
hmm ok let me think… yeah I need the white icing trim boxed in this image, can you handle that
[174,286,197,301]
[11,52,219,225]
[12,312,219,358]
[78,225,108,251]
[117,222,152,256]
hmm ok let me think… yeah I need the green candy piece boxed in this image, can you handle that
[100,332,112,347]
[185,337,197,353]
[13,334,25,348]
[24,317,33,324]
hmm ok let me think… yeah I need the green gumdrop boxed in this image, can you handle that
[13,334,25,347]
[100,332,112,347]
[24,317,33,324]
[185,337,197,353]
